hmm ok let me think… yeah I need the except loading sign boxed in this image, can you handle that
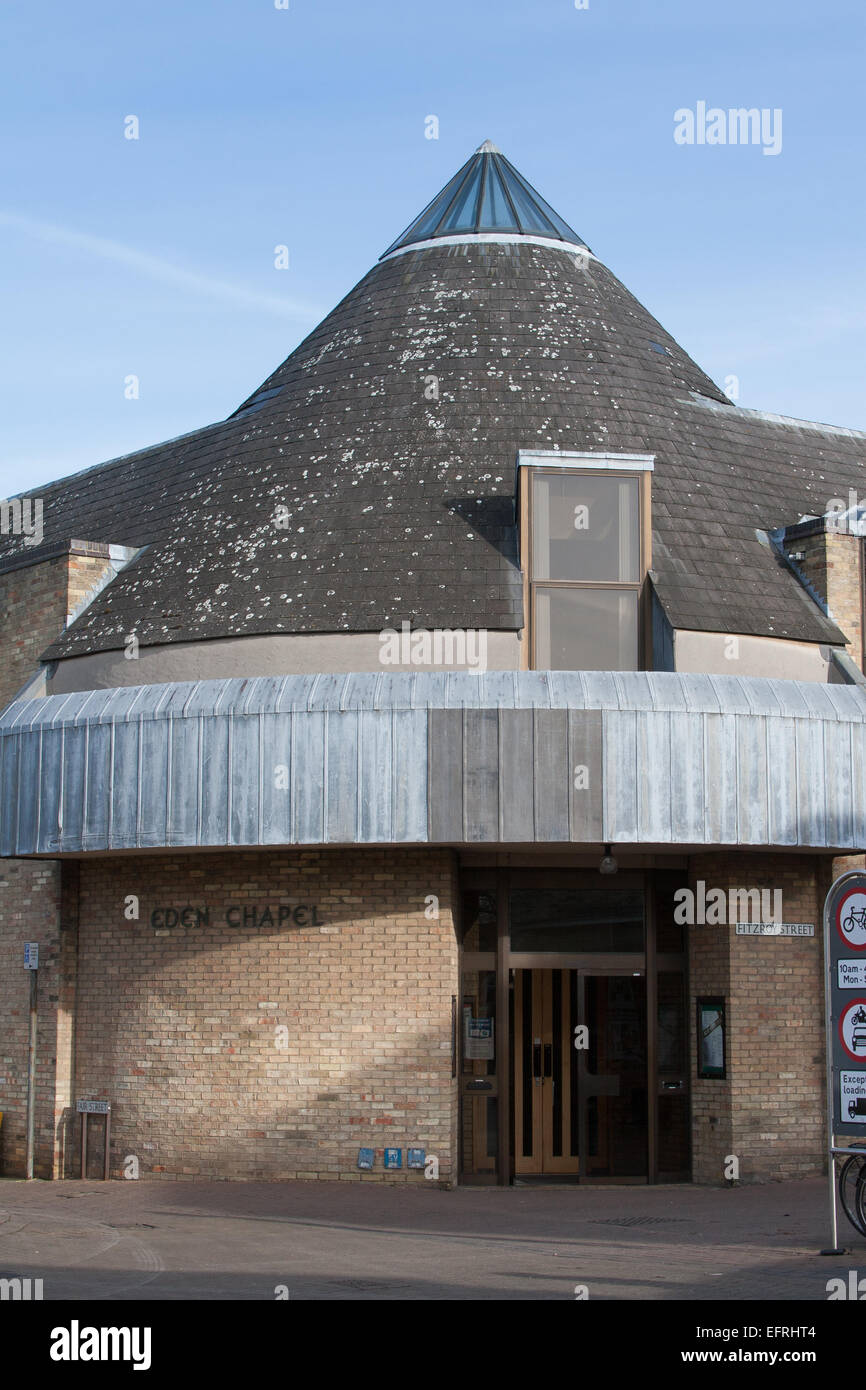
[841,1072,866,1124]
[835,888,866,949]
[838,997,866,1063]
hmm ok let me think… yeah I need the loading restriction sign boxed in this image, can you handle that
[840,1072,866,1124]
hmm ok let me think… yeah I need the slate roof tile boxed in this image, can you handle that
[1,235,861,659]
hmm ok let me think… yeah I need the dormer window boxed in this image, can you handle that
[518,451,653,671]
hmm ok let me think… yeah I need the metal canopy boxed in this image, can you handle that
[2,672,866,855]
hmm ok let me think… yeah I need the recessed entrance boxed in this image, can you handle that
[458,868,691,1185]
[513,969,648,1178]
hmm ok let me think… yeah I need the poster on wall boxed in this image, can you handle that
[464,1015,494,1060]
[697,998,726,1079]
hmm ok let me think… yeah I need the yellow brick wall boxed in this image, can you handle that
[788,527,864,674]
[825,532,864,672]
[0,550,116,1178]
[0,547,116,708]
[688,852,831,1184]
[68,848,460,1184]
[0,859,73,1177]
[0,556,67,706]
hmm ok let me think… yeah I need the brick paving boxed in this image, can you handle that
[0,1175,863,1300]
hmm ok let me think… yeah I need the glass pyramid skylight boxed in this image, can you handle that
[381,141,587,258]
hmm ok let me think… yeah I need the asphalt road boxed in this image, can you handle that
[0,1175,863,1300]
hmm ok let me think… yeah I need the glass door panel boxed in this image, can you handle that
[578,973,648,1179]
[513,969,580,1175]
[460,968,497,1175]
[657,970,690,1177]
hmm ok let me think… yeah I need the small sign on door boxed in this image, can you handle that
[465,1016,494,1060]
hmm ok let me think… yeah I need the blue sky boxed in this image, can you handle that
[1,0,863,498]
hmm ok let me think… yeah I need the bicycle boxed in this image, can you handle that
[836,1147,866,1237]
[842,905,866,935]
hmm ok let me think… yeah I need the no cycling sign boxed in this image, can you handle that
[825,875,866,1136]
[834,885,866,951]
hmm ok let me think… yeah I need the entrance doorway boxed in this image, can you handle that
[513,969,648,1178]
[458,869,690,1184]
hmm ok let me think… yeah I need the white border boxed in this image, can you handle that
[517,449,655,473]
[380,233,596,262]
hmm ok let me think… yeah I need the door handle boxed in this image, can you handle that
[543,1043,552,1078]
[532,1041,542,1080]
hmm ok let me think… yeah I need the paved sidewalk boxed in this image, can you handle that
[0,1176,863,1300]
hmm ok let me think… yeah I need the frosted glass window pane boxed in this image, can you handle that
[535,588,639,671]
[532,473,640,582]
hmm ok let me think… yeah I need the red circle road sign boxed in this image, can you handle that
[835,887,866,950]
[839,996,866,1063]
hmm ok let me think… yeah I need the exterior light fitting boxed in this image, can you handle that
[599,844,618,876]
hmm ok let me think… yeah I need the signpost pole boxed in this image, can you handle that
[24,966,38,1180]
[821,883,841,1253]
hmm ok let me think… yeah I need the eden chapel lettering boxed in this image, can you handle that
[150,904,324,930]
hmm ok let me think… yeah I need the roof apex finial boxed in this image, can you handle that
[476,139,501,154]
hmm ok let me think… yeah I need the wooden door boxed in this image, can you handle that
[513,970,579,1175]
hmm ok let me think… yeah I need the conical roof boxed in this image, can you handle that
[1,145,862,665]
[381,141,587,256]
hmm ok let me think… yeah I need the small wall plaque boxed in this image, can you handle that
[734,922,814,937]
[697,998,726,1080]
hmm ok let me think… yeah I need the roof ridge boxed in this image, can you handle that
[683,392,866,440]
[3,417,227,504]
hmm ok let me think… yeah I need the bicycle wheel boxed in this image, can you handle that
[839,1153,866,1236]
[857,1162,866,1239]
